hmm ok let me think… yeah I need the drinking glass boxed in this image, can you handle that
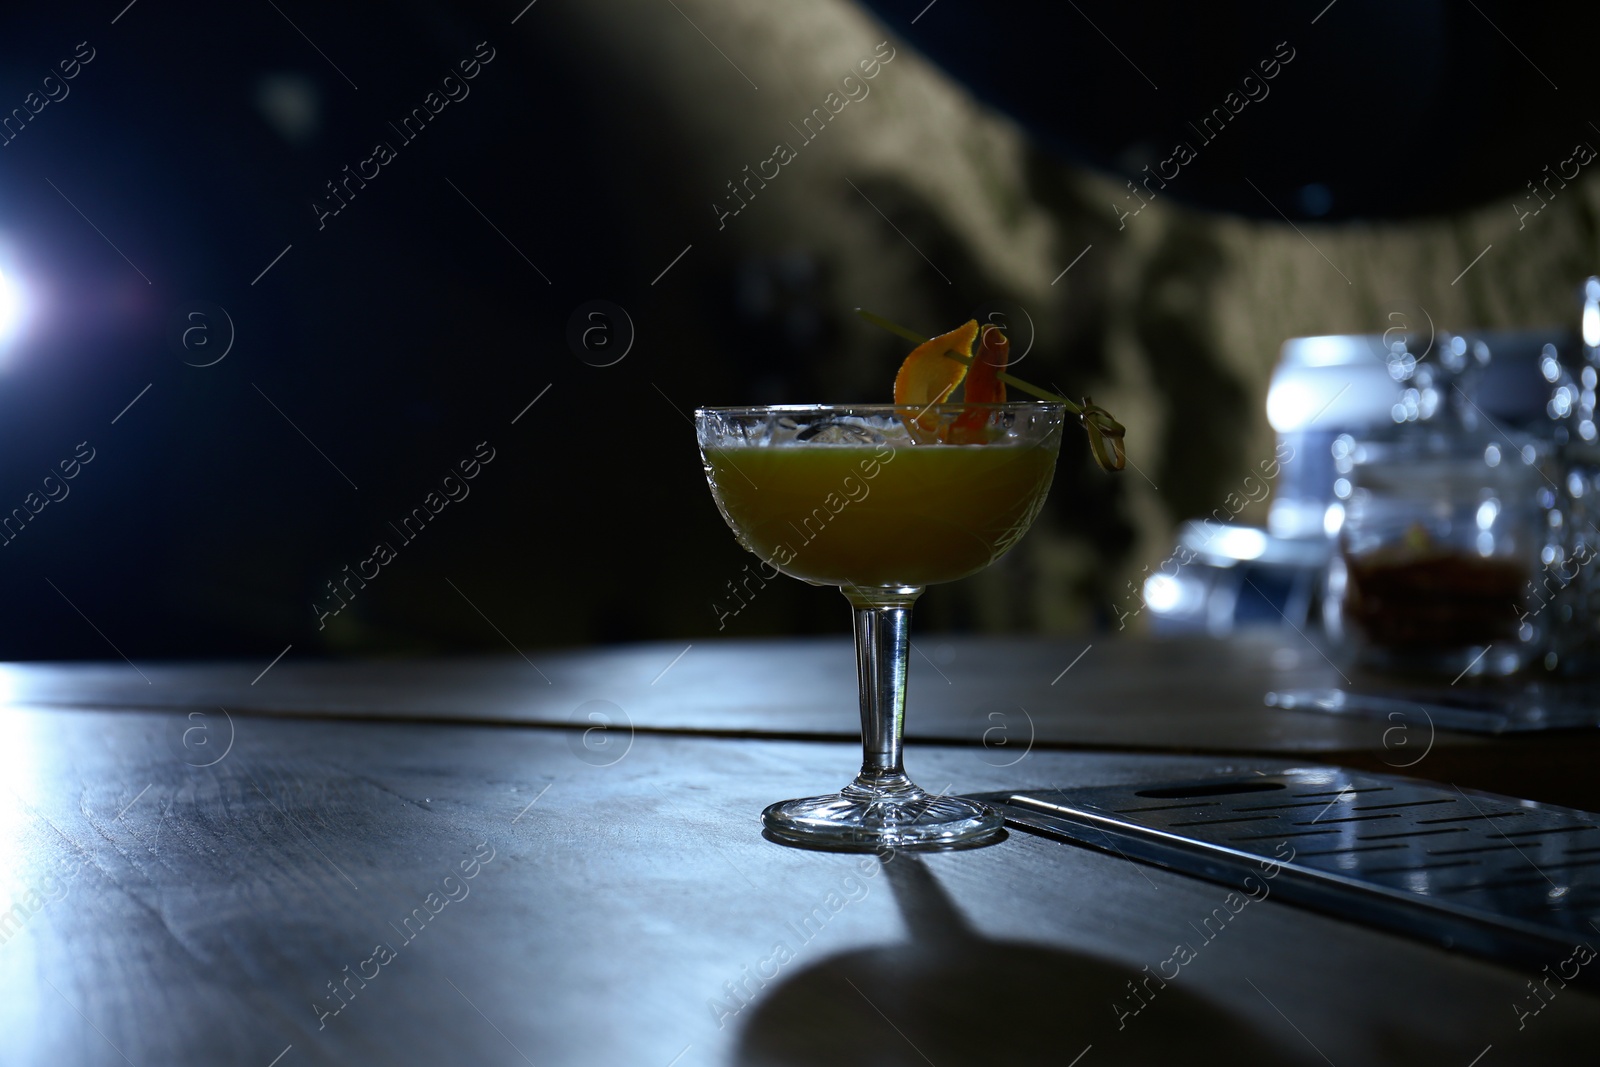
[694,402,1066,850]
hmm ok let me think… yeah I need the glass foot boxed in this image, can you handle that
[761,783,1004,852]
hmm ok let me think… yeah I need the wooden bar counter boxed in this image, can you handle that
[1,631,1595,1065]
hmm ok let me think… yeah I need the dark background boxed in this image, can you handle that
[0,0,1594,661]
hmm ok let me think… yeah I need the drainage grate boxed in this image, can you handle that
[972,767,1600,981]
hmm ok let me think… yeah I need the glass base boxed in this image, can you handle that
[761,777,1004,852]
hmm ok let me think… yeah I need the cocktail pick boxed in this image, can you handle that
[855,308,1128,472]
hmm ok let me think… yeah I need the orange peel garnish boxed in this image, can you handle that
[893,319,977,412]
[946,324,1008,443]
[860,306,1129,472]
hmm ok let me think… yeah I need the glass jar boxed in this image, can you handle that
[1539,278,1600,674]
[1328,336,1550,678]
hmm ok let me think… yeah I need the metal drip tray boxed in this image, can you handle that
[974,767,1600,980]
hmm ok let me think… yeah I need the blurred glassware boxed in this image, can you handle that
[1268,330,1570,544]
[1147,329,1569,639]
[1325,334,1550,679]
[1141,521,1327,636]
[1537,278,1600,675]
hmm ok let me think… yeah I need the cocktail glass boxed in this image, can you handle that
[694,402,1066,850]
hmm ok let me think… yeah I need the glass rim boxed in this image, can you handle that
[693,401,1067,417]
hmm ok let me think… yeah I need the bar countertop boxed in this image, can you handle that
[1,632,1596,1065]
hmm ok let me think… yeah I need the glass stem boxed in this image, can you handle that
[843,585,924,796]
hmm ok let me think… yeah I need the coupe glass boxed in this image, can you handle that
[694,402,1066,850]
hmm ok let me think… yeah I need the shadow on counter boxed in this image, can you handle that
[731,853,1304,1066]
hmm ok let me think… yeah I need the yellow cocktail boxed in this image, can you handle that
[703,439,1058,588]
[694,402,1066,851]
